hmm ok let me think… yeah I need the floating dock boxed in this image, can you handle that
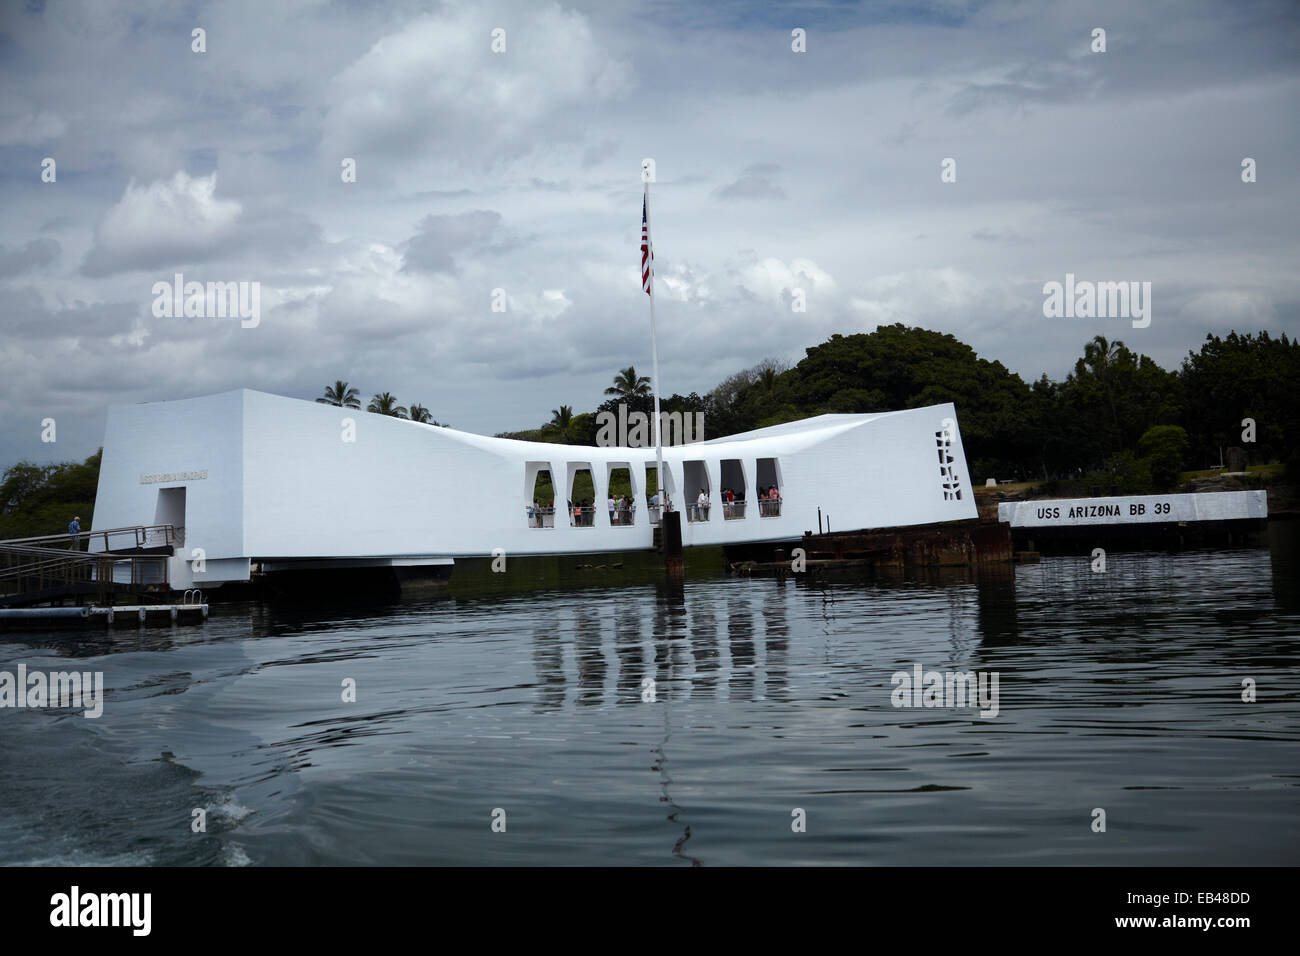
[0,602,208,630]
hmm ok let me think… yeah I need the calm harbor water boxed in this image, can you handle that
[2,532,1298,866]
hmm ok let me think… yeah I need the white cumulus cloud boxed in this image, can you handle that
[82,172,242,276]
[323,2,633,165]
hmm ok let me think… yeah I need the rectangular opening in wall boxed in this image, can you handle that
[683,459,710,522]
[644,463,675,524]
[757,457,782,516]
[720,459,746,519]
[526,462,555,528]
[607,464,635,526]
[568,463,595,527]
[153,486,186,547]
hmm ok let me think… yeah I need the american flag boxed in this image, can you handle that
[641,196,654,296]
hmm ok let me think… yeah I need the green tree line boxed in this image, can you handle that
[505,326,1299,494]
[315,380,448,426]
[0,450,101,539]
[2,327,1296,537]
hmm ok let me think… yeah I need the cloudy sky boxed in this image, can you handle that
[1,0,1297,467]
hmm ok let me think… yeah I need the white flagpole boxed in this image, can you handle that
[644,176,666,514]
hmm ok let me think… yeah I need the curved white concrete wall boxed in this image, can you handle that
[93,389,978,584]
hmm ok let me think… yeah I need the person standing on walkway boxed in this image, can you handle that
[68,516,81,551]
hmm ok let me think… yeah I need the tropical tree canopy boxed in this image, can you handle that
[604,366,651,401]
[0,450,101,539]
[549,405,574,442]
[316,380,361,408]
[367,392,408,418]
[408,404,433,424]
[1139,424,1191,489]
[1180,330,1299,466]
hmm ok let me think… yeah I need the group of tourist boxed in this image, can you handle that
[569,498,596,526]
[607,495,637,525]
[690,484,781,521]
[528,495,670,527]
[527,485,781,527]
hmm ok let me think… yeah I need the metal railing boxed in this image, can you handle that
[526,506,556,528]
[0,540,170,603]
[689,497,780,520]
[522,499,777,528]
[647,501,675,525]
[527,505,642,528]
[1,524,181,553]
[608,505,637,526]
[0,525,178,604]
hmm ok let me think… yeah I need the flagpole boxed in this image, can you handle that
[644,175,666,514]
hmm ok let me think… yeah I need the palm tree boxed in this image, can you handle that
[316,380,361,408]
[1079,335,1124,434]
[604,366,651,402]
[367,392,408,418]
[549,405,574,442]
[409,404,449,426]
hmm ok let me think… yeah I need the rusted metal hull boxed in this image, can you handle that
[725,518,1012,575]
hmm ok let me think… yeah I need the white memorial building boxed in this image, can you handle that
[91,390,978,588]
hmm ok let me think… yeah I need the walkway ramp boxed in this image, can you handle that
[0,525,177,608]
